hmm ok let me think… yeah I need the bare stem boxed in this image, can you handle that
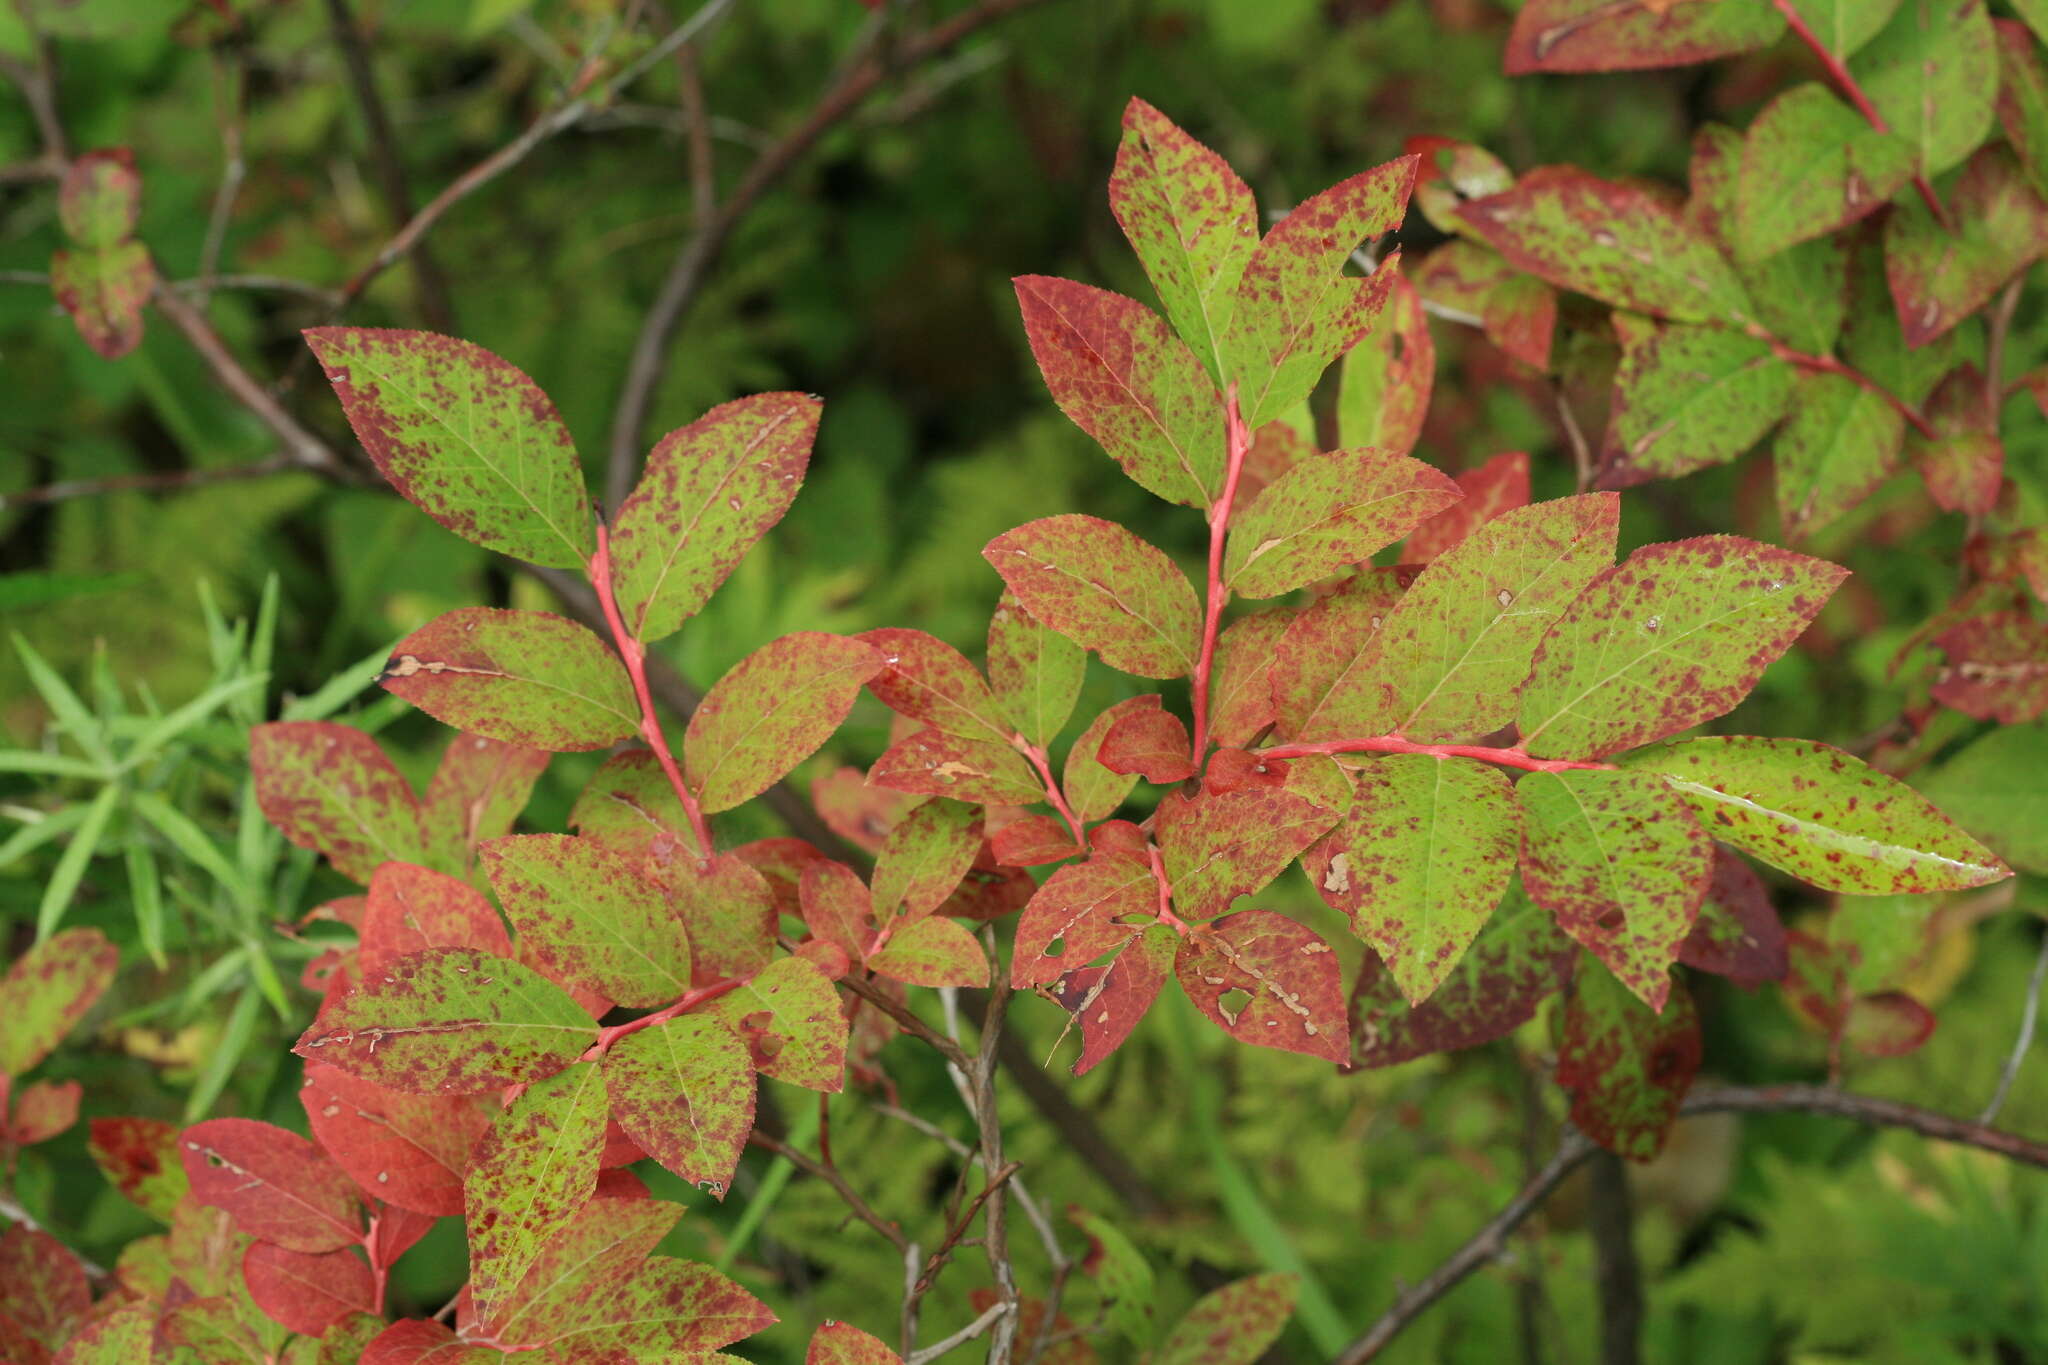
[1188,383,1251,761]
[1014,736,1087,848]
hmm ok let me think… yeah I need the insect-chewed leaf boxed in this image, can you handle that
[1515,536,1847,760]
[1557,961,1702,1160]
[1598,318,1793,485]
[988,594,1085,748]
[1678,847,1788,986]
[1932,611,2048,723]
[1734,84,1914,261]
[1504,0,1782,73]
[1157,783,1341,921]
[869,727,1043,806]
[808,1320,903,1364]
[1915,719,2048,874]
[0,926,119,1078]
[984,515,1202,679]
[1175,911,1347,1063]
[1999,20,2048,199]
[295,948,598,1094]
[243,1243,376,1337]
[465,1061,607,1322]
[421,733,550,872]
[87,1116,187,1222]
[1269,568,1407,740]
[858,627,1012,741]
[672,854,779,985]
[302,328,593,568]
[684,632,882,813]
[300,1062,490,1216]
[251,720,423,883]
[1207,610,1290,747]
[1109,97,1259,382]
[361,860,510,974]
[57,148,141,248]
[1458,168,1753,324]
[380,607,637,752]
[604,1014,755,1196]
[610,392,820,641]
[1049,925,1176,1076]
[1374,494,1617,743]
[870,916,988,987]
[870,799,981,925]
[1407,136,1516,238]
[1220,157,1417,427]
[1064,695,1160,821]
[1885,146,2048,348]
[1401,451,1531,566]
[1334,273,1434,458]
[507,1257,775,1359]
[1851,0,1997,178]
[1774,372,1905,541]
[1224,447,1460,600]
[1098,706,1197,782]
[0,1224,90,1354]
[1156,1272,1300,1365]
[178,1117,362,1253]
[1014,275,1225,507]
[51,240,154,359]
[1518,769,1710,1010]
[1302,756,1517,1004]
[481,833,689,1008]
[1622,736,2009,893]
[1013,851,1156,986]
[476,1194,682,1346]
[702,956,847,1092]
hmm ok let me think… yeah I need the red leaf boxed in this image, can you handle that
[672,853,779,986]
[1269,568,1407,740]
[362,1318,501,1363]
[1933,612,2048,723]
[422,733,550,871]
[732,836,831,915]
[1412,241,1559,371]
[869,727,1043,806]
[938,845,1038,921]
[1557,965,1702,1161]
[0,1226,88,1354]
[1843,991,1938,1058]
[1013,852,1157,987]
[1407,135,1515,235]
[361,861,510,975]
[1400,452,1531,565]
[1155,783,1340,920]
[50,240,155,359]
[301,1062,491,1216]
[243,1242,376,1336]
[251,721,422,884]
[1048,925,1176,1076]
[3,1081,78,1146]
[87,1116,188,1222]
[1887,145,2048,348]
[991,814,1082,867]
[811,766,919,852]
[1203,747,1290,795]
[1208,609,1291,747]
[858,627,1013,742]
[1505,0,1782,74]
[802,861,875,965]
[1064,695,1161,822]
[1097,707,1197,783]
[1677,848,1788,987]
[178,1118,364,1253]
[1175,911,1348,1063]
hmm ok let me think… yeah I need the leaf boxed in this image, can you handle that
[1556,962,1702,1160]
[870,915,988,987]
[1048,925,1176,1076]
[870,800,981,925]
[361,1319,502,1362]
[992,813,1081,866]
[300,1062,490,1217]
[802,860,875,966]
[1401,451,1532,566]
[1850,0,1998,178]
[807,1320,903,1364]
[477,1195,681,1346]
[1412,242,1559,370]
[1334,273,1434,458]
[481,834,689,1008]
[1885,146,2048,348]
[1622,736,2010,893]
[0,927,119,1077]
[50,241,153,359]
[1224,447,1460,599]
[50,1302,151,1364]
[242,1244,377,1337]
[869,728,1043,806]
[1302,756,1518,1004]
[1773,372,1906,541]
[610,392,820,640]
[2,1079,75,1147]
[1997,19,2048,200]
[379,607,637,752]
[1406,135,1515,238]
[603,1014,755,1196]
[1208,610,1291,747]
[670,854,778,987]
[1686,124,1851,355]
[510,1257,774,1359]
[465,1061,606,1320]
[1734,84,1915,260]
[858,628,1012,742]
[1374,494,1619,742]
[250,720,429,887]
[1504,0,1781,73]
[1457,168,1753,324]
[1157,784,1341,921]
[1156,1272,1299,1365]
[178,1118,363,1253]
[1175,911,1347,1062]
[1598,319,1792,484]
[1347,882,1576,1069]
[1516,537,1848,759]
[1518,769,1710,1009]
[1932,611,2048,723]
[701,956,847,1092]
[57,148,141,248]
[361,860,511,975]
[988,594,1085,748]
[0,1226,89,1355]
[1915,719,2048,874]
[1678,848,1788,986]
[303,328,594,568]
[1013,276,1225,507]
[86,1116,187,1221]
[1070,1208,1159,1348]
[984,515,1202,679]
[1785,0,1904,57]
[1098,706,1197,783]
[569,749,693,865]
[1109,97,1259,381]
[421,734,550,871]
[1269,568,1407,739]
[684,633,883,813]
[1013,852,1158,986]
[295,948,597,1094]
[1221,157,1418,426]
[1063,696,1158,821]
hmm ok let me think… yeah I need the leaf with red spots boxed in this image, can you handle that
[504,1256,774,1359]
[569,749,693,865]
[1220,157,1417,427]
[869,727,1042,806]
[0,926,119,1077]
[1851,0,1997,178]
[1457,168,1753,324]
[295,948,598,1095]
[1916,364,2004,517]
[603,1015,755,1197]
[1678,848,1788,987]
[991,814,1081,866]
[1110,97,1259,383]
[178,1118,364,1253]
[1047,924,1176,1076]
[701,956,848,1092]
[870,799,981,927]
[421,733,550,874]
[1687,123,1850,356]
[1374,494,1618,743]
[1013,851,1157,986]
[1518,769,1710,1010]
[1098,706,1196,783]
[465,1060,607,1322]
[1597,317,1792,485]
[301,1063,490,1217]
[0,1226,89,1356]
[1407,136,1515,238]
[1156,1272,1299,1365]
[1208,610,1291,747]
[1841,991,1938,1057]
[1622,736,2009,893]
[49,1302,150,1363]
[1269,568,1407,740]
[1069,1207,1160,1348]
[1773,372,1906,542]
[1302,755,1518,1004]
[303,328,594,569]
[869,916,987,987]
[1013,276,1225,508]
[362,1318,502,1362]
[160,1293,281,1365]
[51,240,154,359]
[379,608,637,752]
[610,392,819,641]
[984,515,1201,679]
[1504,0,1781,73]
[1932,611,2048,723]
[1555,960,1702,1160]
[361,861,511,975]
[859,628,1013,743]
[1886,146,2048,347]
[988,594,1085,748]
[1223,447,1459,600]
[1998,19,2048,199]
[1401,451,1531,565]
[1348,882,1576,1069]
[1176,910,1347,1063]
[251,721,424,883]
[481,834,688,1008]
[242,1243,376,1336]
[802,861,876,966]
[1734,84,1914,261]
[1063,696,1160,821]
[1156,783,1343,921]
[1334,273,1434,459]
[87,1116,188,1221]
[673,854,778,986]
[1411,241,1559,371]
[475,1194,680,1346]
[1516,537,1848,760]
[57,148,141,248]
[684,633,884,813]
[808,1319,902,1363]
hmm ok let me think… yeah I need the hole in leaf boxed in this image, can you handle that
[1217,988,1252,1025]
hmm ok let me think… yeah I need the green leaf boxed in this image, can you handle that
[1735,84,1915,260]
[50,241,154,359]
[1600,318,1793,483]
[1270,568,1406,740]
[1069,1208,1158,1348]
[1222,447,1459,599]
[294,948,597,1094]
[57,149,141,249]
[1516,536,1848,760]
[13,633,112,769]
[481,833,690,1009]
[1156,1272,1300,1365]
[0,928,120,1077]
[701,956,848,1092]
[1556,961,1701,1159]
[1915,720,2048,874]
[1063,697,1157,822]
[1784,0,1903,57]
[604,1014,755,1195]
[984,515,1202,679]
[987,595,1084,748]
[1686,127,1850,356]
[465,1061,606,1322]
[684,633,883,814]
[421,734,551,873]
[379,608,638,752]
[1208,609,1291,747]
[1303,755,1518,1004]
[609,393,820,641]
[1851,0,1998,178]
[511,1257,774,1358]
[1884,145,2048,347]
[303,328,594,568]
[2020,0,2048,45]
[1333,273,1434,458]
[870,800,981,925]
[869,916,988,987]
[1518,769,1710,1009]
[1773,372,1906,541]
[1622,736,2009,892]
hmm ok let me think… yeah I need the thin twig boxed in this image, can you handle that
[1985,274,2026,421]
[0,455,302,510]
[193,47,248,311]
[172,274,347,307]
[1554,382,1593,493]
[747,1129,907,1251]
[0,45,69,164]
[1981,929,2048,1125]
[968,938,1021,1364]
[907,1301,1011,1365]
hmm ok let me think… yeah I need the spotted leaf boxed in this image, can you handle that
[985,515,1202,679]
[684,633,884,813]
[252,721,424,883]
[1175,911,1347,1064]
[1556,961,1702,1160]
[379,608,637,752]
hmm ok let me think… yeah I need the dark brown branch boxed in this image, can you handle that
[1585,1151,1642,1365]
[747,1129,907,1252]
[0,455,301,510]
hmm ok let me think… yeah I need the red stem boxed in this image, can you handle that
[1014,735,1088,849]
[1258,735,1615,773]
[1188,384,1252,762]
[1144,844,1193,935]
[1766,337,1938,439]
[588,521,715,860]
[583,976,745,1061]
